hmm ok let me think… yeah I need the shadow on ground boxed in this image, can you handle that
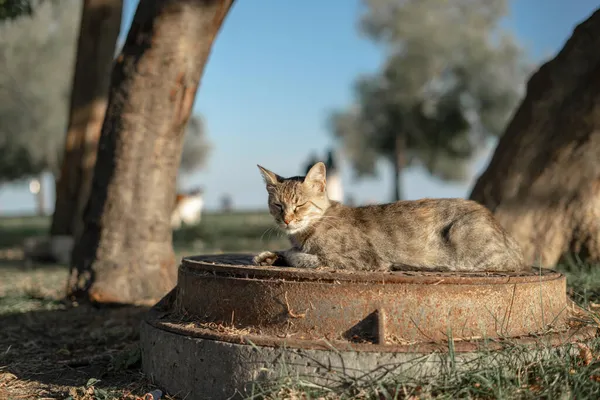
[0,303,162,399]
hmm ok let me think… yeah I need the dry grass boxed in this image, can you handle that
[0,287,163,399]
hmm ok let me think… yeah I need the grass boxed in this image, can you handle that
[1,213,600,399]
[251,339,600,399]
[0,212,289,254]
[172,210,288,253]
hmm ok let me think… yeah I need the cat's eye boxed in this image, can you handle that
[292,202,307,212]
[273,203,283,210]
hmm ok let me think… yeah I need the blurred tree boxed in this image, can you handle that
[0,0,34,20]
[303,151,320,175]
[0,0,81,181]
[179,113,211,175]
[330,0,530,201]
[50,0,123,244]
[470,9,600,267]
[69,0,234,304]
[0,0,61,20]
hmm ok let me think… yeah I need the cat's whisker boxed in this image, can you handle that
[271,228,284,241]
[259,227,270,242]
[260,226,277,242]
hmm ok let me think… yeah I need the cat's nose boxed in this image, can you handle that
[283,217,292,225]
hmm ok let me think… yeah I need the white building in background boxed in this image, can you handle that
[303,149,344,203]
[324,150,344,203]
[171,188,204,229]
[29,177,46,216]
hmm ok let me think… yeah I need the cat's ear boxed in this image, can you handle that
[304,162,327,192]
[257,165,282,186]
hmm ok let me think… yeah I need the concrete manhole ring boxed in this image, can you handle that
[141,254,597,399]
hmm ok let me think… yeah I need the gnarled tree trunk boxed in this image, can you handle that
[51,0,123,243]
[470,8,600,267]
[68,0,235,304]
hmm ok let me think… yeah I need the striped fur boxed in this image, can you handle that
[254,162,526,272]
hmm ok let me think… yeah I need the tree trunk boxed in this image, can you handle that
[469,9,600,267]
[68,0,235,304]
[35,176,46,216]
[392,133,405,201]
[51,0,123,241]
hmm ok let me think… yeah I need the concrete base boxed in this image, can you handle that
[140,320,593,400]
[140,321,442,399]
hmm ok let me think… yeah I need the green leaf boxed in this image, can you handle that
[86,377,100,388]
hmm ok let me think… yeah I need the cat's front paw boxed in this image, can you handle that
[253,251,280,266]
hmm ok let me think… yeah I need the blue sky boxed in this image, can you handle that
[1,0,598,214]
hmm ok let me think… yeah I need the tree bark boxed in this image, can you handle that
[68,0,235,304]
[51,0,123,242]
[392,133,405,201]
[469,9,600,267]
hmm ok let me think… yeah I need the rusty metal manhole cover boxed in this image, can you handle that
[145,254,595,352]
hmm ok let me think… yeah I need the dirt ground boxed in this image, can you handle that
[0,260,171,400]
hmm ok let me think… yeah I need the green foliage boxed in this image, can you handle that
[179,113,211,175]
[0,0,60,21]
[0,0,33,20]
[331,0,531,192]
[0,0,81,182]
[0,144,42,181]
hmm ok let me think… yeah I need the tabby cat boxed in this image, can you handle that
[253,162,526,272]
